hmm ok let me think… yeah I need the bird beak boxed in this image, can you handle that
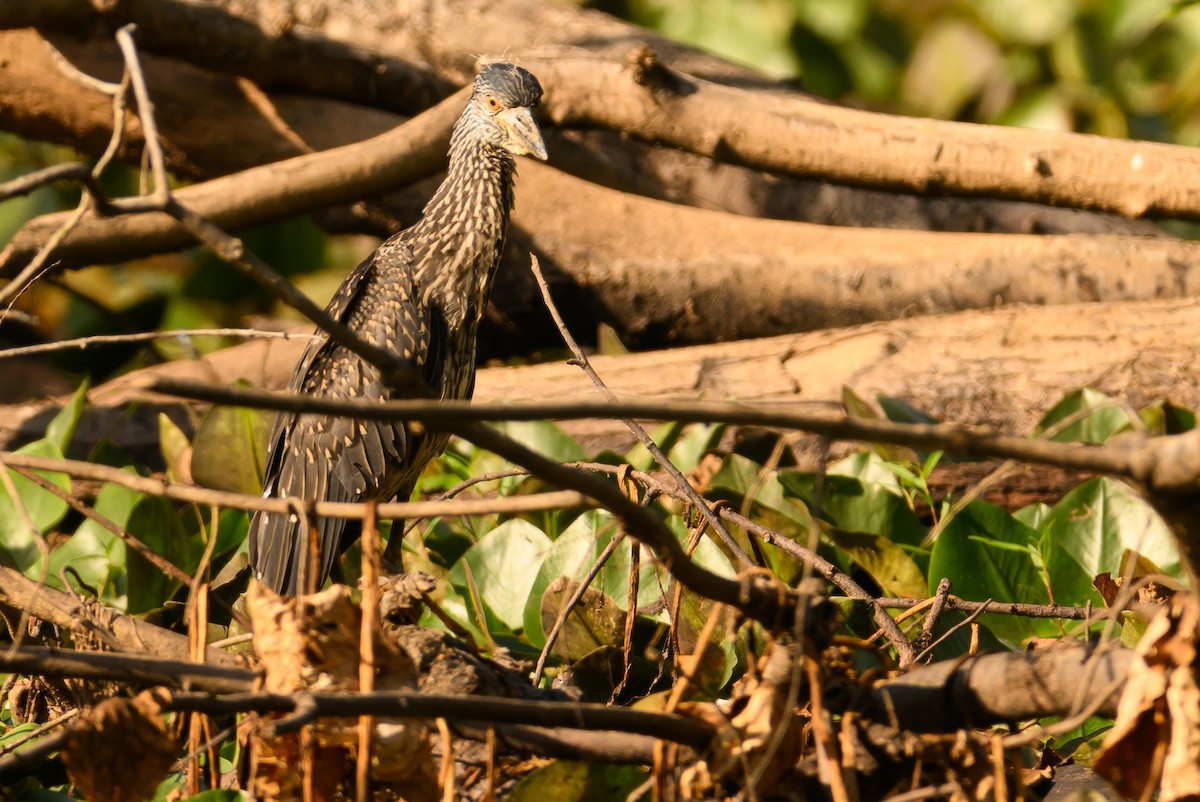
[499,106,548,161]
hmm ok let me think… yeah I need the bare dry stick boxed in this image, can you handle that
[0,573,237,662]
[0,83,463,276]
[145,379,1200,493]
[0,327,313,360]
[357,502,380,802]
[11,1,1200,221]
[2,450,590,520]
[528,253,750,568]
[530,51,1200,220]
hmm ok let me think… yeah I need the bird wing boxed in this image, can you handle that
[250,240,436,594]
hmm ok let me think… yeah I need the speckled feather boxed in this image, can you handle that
[249,64,545,594]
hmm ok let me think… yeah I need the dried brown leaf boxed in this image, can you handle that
[1095,594,1200,801]
[63,691,177,802]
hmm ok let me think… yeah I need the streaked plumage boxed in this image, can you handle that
[249,63,547,595]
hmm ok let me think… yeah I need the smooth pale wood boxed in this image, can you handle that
[5,298,1198,457]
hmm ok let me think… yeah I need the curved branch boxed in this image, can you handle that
[10,1,1200,220]
[0,565,235,664]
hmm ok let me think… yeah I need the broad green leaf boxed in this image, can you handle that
[1140,400,1196,435]
[704,454,808,579]
[667,423,726,473]
[878,395,940,425]
[707,454,810,531]
[928,501,1051,645]
[448,519,552,633]
[842,386,917,463]
[903,16,1002,119]
[1013,502,1052,530]
[539,579,624,661]
[490,421,586,463]
[828,451,903,488]
[823,528,928,598]
[0,439,70,575]
[507,760,647,802]
[190,399,272,495]
[779,472,927,547]
[158,413,192,484]
[125,496,199,614]
[44,379,88,454]
[523,511,662,647]
[47,472,142,608]
[1034,388,1134,444]
[1040,477,1181,607]
[675,583,738,696]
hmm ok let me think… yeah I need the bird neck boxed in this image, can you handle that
[408,137,516,330]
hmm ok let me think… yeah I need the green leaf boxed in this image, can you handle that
[1040,477,1181,607]
[175,790,245,802]
[778,472,927,546]
[1140,400,1196,435]
[44,379,89,454]
[0,439,70,575]
[448,519,552,633]
[507,761,647,802]
[539,579,624,661]
[674,583,738,696]
[125,496,199,614]
[523,511,662,647]
[667,423,726,473]
[828,451,903,488]
[1013,502,1052,530]
[624,421,685,471]
[158,413,192,484]
[878,395,941,425]
[1034,388,1134,444]
[190,397,272,495]
[704,454,809,580]
[490,421,587,463]
[47,471,142,608]
[928,501,1050,645]
[823,528,928,598]
[842,386,917,463]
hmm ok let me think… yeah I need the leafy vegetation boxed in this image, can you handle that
[0,379,1186,797]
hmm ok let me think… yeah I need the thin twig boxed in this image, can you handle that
[2,451,591,520]
[145,379,1156,485]
[528,254,751,569]
[916,578,952,653]
[532,530,627,685]
[870,595,1095,621]
[0,164,106,207]
[0,327,313,360]
[913,601,994,664]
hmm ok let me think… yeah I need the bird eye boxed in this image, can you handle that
[486,96,501,112]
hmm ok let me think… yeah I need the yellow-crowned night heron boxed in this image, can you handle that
[249,63,547,594]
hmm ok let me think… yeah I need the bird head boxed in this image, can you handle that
[465,62,548,161]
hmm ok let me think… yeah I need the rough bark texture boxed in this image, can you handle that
[5,298,1197,460]
[0,30,1190,353]
[5,0,1197,220]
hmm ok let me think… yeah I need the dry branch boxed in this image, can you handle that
[9,1,1200,220]
[867,645,1132,730]
[0,565,235,664]
[5,298,1199,463]
[0,644,1136,733]
[0,30,1192,349]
